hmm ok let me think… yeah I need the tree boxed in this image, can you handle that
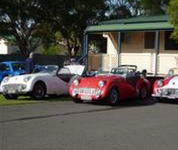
[140,0,170,15]
[42,0,107,58]
[0,0,108,58]
[105,0,132,19]
[168,0,178,42]
[0,0,48,56]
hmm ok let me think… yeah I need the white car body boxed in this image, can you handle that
[152,68,178,100]
[0,65,85,99]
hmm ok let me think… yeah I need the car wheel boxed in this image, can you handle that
[4,94,18,100]
[72,98,83,103]
[153,97,161,102]
[107,88,119,106]
[139,84,148,100]
[31,82,46,100]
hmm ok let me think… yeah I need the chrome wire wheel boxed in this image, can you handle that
[139,85,148,100]
[32,82,46,99]
[107,88,119,106]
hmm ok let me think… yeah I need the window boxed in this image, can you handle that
[88,34,107,53]
[0,64,9,71]
[144,32,155,49]
[165,31,178,50]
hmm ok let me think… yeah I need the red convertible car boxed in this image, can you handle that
[69,65,151,105]
[152,68,178,101]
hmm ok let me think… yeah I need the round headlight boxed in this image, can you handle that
[72,88,79,96]
[98,80,105,88]
[24,76,32,82]
[2,77,10,83]
[157,80,164,87]
[73,79,79,86]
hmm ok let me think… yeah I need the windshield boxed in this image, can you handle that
[110,66,136,76]
[168,68,178,76]
[39,65,58,74]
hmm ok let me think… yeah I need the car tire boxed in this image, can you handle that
[31,82,46,100]
[4,94,18,100]
[107,88,119,106]
[139,84,148,100]
[72,98,83,103]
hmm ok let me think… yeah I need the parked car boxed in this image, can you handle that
[152,68,178,101]
[0,61,26,82]
[0,64,85,100]
[69,65,151,105]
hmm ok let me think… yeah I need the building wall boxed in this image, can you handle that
[0,39,8,54]
[0,39,19,54]
[122,32,145,53]
[88,31,178,74]
[106,31,178,54]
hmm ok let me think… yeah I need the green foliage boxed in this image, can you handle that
[45,0,107,57]
[41,44,66,55]
[140,0,169,15]
[0,95,40,105]
[0,95,71,106]
[0,0,46,56]
[0,0,107,57]
[168,0,178,42]
[105,0,133,19]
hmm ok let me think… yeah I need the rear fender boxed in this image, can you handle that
[136,78,151,94]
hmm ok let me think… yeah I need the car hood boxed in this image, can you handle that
[80,74,124,83]
[165,75,178,88]
[1,72,52,84]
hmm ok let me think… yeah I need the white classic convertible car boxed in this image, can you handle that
[152,68,178,101]
[0,64,85,100]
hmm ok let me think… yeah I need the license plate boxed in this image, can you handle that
[168,95,176,99]
[8,90,16,94]
[81,95,92,101]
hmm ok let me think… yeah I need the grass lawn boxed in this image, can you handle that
[0,94,71,106]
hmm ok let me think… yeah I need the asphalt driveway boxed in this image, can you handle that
[1,99,178,150]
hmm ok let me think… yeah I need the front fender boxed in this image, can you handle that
[101,81,120,98]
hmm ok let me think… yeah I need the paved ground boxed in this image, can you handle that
[1,99,178,150]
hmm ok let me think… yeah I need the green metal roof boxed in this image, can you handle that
[86,15,174,33]
[100,15,170,25]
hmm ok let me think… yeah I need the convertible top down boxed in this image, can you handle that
[69,65,151,105]
[0,64,85,100]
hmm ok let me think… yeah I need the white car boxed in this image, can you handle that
[0,64,85,100]
[152,68,178,101]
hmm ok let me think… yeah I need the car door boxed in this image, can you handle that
[0,63,9,82]
[0,63,4,82]
[45,74,69,95]
[118,78,137,100]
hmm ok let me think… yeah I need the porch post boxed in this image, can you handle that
[83,32,89,70]
[155,30,160,75]
[118,32,121,66]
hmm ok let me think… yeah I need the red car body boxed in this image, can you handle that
[69,65,151,105]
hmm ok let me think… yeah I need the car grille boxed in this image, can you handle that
[158,88,178,96]
[167,89,178,94]
[3,84,21,90]
[2,84,27,91]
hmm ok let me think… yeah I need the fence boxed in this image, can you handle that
[0,54,66,68]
